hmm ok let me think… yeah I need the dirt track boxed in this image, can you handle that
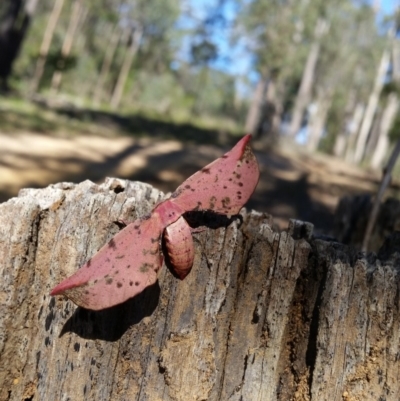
[0,131,383,234]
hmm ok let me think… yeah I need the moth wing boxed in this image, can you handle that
[170,134,259,216]
[51,216,164,310]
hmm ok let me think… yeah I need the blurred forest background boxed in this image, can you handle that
[0,0,399,240]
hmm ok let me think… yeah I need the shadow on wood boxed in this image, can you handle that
[59,281,160,342]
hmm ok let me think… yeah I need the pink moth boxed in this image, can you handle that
[51,134,259,310]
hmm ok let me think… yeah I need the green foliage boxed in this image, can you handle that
[389,114,400,143]
[190,40,218,66]
[2,0,397,145]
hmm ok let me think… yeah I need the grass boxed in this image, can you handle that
[0,95,243,146]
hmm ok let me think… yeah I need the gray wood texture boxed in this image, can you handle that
[1,178,399,401]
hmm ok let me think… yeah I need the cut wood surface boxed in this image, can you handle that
[0,178,399,401]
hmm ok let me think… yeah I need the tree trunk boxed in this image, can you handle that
[92,23,122,106]
[306,90,332,152]
[110,26,143,110]
[255,78,283,145]
[353,46,391,163]
[29,0,65,95]
[0,0,39,90]
[1,178,400,400]
[287,18,329,139]
[392,35,400,81]
[370,93,399,169]
[364,106,383,158]
[362,138,400,251]
[345,102,365,163]
[333,91,356,157]
[244,78,266,135]
[50,0,84,94]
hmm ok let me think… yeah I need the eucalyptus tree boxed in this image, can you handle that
[0,0,39,91]
[306,2,383,152]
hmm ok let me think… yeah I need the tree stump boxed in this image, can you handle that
[334,194,400,251]
[0,178,399,401]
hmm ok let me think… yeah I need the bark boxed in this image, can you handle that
[333,92,356,158]
[50,0,84,93]
[92,23,122,106]
[255,78,283,145]
[364,106,383,157]
[0,0,39,90]
[345,102,365,163]
[110,26,143,110]
[370,93,399,169]
[30,0,65,95]
[1,178,400,401]
[306,90,332,152]
[244,78,266,135]
[353,47,391,163]
[287,19,329,139]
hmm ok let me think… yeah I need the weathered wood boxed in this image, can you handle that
[0,178,399,401]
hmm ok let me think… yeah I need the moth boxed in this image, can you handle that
[51,135,259,310]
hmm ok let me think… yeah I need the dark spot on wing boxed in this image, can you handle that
[126,264,131,269]
[134,224,140,230]
[222,197,231,208]
[105,278,113,285]
[221,155,228,159]
[185,184,191,189]
[106,258,111,263]
[236,173,241,179]
[135,281,140,286]
[223,186,227,189]
[86,259,92,267]
[201,167,211,174]
[129,281,133,286]
[140,263,153,273]
[238,182,243,187]
[116,282,123,288]
[108,238,117,249]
